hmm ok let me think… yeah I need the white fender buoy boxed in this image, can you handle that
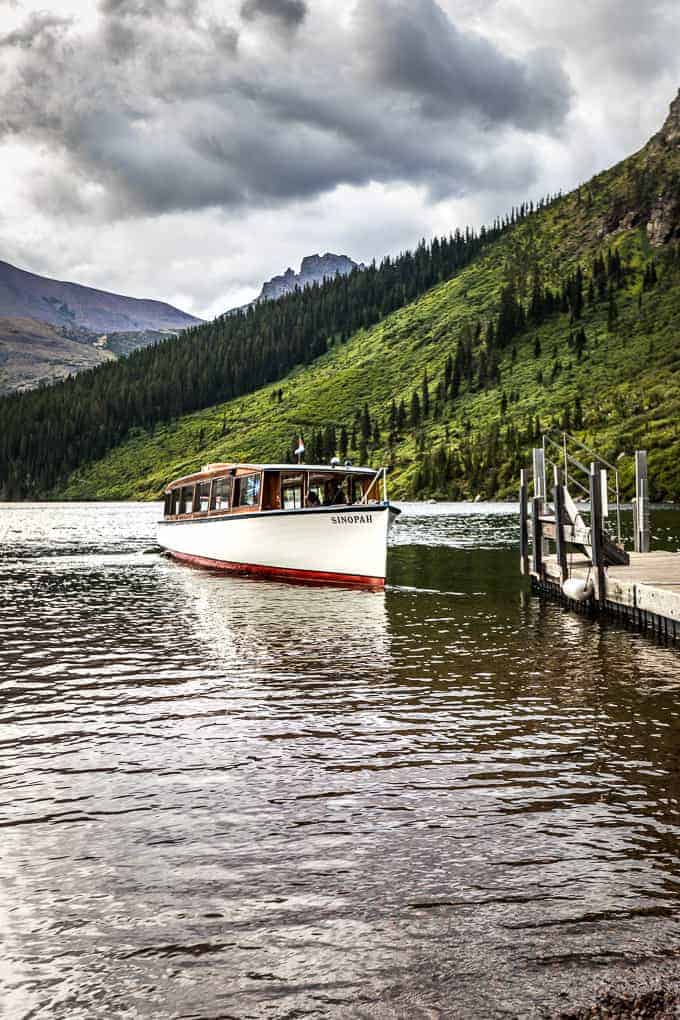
[562,577,594,602]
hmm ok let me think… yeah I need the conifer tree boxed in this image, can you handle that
[397,399,407,433]
[360,403,372,440]
[388,399,397,436]
[410,391,421,428]
[607,288,618,331]
[574,395,584,429]
[444,355,453,391]
[422,370,430,417]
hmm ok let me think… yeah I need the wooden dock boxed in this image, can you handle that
[521,434,680,645]
[535,552,680,642]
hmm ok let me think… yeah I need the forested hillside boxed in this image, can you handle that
[2,92,680,502]
[0,216,525,497]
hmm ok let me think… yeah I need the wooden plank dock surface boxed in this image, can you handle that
[537,552,680,640]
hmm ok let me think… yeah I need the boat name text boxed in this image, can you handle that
[330,513,374,525]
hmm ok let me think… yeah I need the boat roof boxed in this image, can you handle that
[166,462,383,489]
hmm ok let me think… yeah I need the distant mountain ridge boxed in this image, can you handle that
[0,259,203,334]
[0,316,116,396]
[254,252,363,305]
[0,259,203,393]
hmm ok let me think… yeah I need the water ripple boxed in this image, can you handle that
[1,501,680,1018]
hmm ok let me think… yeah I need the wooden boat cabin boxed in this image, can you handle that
[162,463,387,520]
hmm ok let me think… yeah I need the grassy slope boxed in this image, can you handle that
[59,127,680,502]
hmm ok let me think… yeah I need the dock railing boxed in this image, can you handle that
[519,434,646,591]
[542,430,622,544]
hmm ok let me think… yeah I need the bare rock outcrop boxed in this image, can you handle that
[646,88,680,246]
[655,87,680,149]
[597,88,680,246]
[257,253,362,303]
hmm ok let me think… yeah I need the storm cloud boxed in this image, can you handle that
[0,10,71,48]
[0,0,571,217]
[355,0,570,129]
[0,0,677,317]
[240,0,307,28]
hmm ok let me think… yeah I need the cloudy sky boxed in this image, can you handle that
[0,0,678,319]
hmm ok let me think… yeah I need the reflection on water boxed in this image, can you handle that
[1,501,680,1019]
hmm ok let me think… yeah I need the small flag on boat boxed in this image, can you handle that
[295,437,305,456]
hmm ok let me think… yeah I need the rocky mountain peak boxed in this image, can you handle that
[299,253,356,277]
[257,252,362,303]
[643,87,680,246]
[658,87,680,148]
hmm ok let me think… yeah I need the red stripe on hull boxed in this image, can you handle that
[166,549,385,589]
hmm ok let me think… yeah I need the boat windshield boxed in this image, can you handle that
[306,472,376,506]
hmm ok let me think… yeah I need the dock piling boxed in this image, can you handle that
[519,468,529,576]
[589,462,605,603]
[531,496,543,577]
[634,450,650,553]
[532,447,546,500]
[552,466,568,582]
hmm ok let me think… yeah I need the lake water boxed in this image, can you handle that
[1,502,680,1019]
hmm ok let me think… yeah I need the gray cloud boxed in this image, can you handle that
[0,0,677,321]
[99,0,200,20]
[240,0,307,28]
[355,0,571,130]
[0,11,72,49]
[0,0,574,220]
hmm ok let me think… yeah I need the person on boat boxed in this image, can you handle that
[306,490,320,507]
[325,479,347,505]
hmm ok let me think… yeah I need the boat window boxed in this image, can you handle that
[360,474,381,502]
[236,473,261,508]
[307,483,324,507]
[173,489,183,515]
[211,476,232,511]
[164,492,173,516]
[306,472,352,506]
[181,485,194,515]
[323,475,349,506]
[197,481,211,513]
[281,472,304,510]
[347,477,364,504]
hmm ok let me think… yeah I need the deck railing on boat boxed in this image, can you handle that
[360,467,388,504]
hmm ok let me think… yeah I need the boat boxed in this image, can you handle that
[157,462,401,587]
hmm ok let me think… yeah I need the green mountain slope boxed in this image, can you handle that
[42,92,680,502]
[0,217,511,497]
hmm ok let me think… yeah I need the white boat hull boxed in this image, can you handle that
[157,504,397,586]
